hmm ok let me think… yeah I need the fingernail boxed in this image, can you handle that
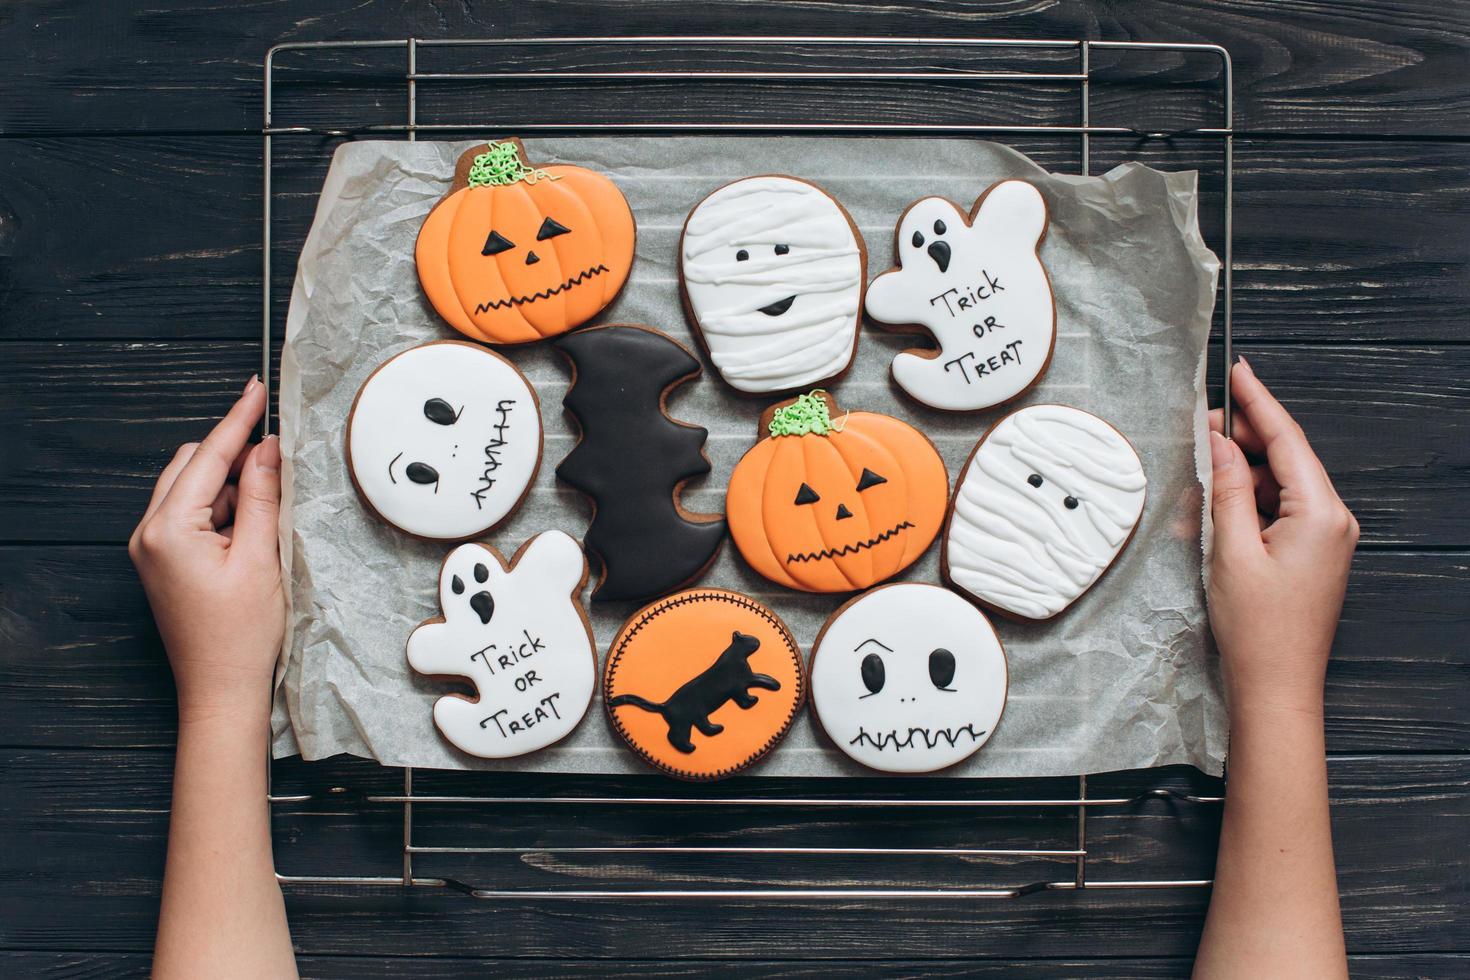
[257,434,281,473]
[244,374,260,395]
[1209,430,1232,470]
[1236,355,1253,375]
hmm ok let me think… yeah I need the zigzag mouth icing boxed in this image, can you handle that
[849,724,985,752]
[785,520,914,565]
[475,264,608,313]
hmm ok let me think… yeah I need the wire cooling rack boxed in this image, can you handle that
[263,35,1231,900]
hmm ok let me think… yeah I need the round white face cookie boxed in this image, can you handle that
[810,583,1008,773]
[866,179,1055,412]
[681,176,864,394]
[406,531,596,759]
[945,404,1147,620]
[347,341,541,539]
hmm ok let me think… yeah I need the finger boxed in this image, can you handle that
[1207,407,1267,459]
[159,376,266,518]
[208,484,240,530]
[1229,358,1334,499]
[230,435,282,565]
[1250,463,1282,516]
[1209,430,1265,561]
[140,443,199,526]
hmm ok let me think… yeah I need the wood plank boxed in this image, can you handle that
[2,136,1466,343]
[0,1,1465,136]
[0,751,1459,956]
[1,547,1461,754]
[1,342,1463,546]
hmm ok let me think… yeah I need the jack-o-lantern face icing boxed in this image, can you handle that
[727,391,949,592]
[810,583,1008,773]
[415,139,636,345]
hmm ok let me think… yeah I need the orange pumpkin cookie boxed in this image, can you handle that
[727,391,948,592]
[415,139,636,345]
[604,589,805,781]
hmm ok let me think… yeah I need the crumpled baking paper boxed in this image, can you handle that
[273,137,1225,778]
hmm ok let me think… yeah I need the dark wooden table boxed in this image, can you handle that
[2,3,1466,977]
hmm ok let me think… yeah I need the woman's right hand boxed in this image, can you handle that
[1205,357,1359,718]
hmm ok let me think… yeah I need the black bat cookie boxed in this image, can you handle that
[554,324,727,601]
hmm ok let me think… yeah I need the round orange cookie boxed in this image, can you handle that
[604,589,805,781]
[415,138,636,345]
[727,391,949,592]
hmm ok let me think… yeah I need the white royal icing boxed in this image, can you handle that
[866,180,1055,411]
[946,405,1147,620]
[406,531,596,758]
[348,342,540,540]
[811,583,1007,773]
[681,176,864,393]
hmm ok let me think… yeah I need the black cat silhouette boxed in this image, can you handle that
[607,630,780,753]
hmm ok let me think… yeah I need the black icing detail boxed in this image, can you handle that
[473,562,489,583]
[835,503,854,521]
[1028,473,1044,488]
[525,250,540,265]
[607,631,777,754]
[469,590,495,625]
[911,230,925,248]
[786,521,914,565]
[388,451,403,484]
[537,216,571,241]
[759,295,796,317]
[774,243,790,255]
[1064,495,1080,510]
[736,249,749,262]
[856,467,887,491]
[934,218,947,235]
[929,648,956,690]
[482,230,514,256]
[451,575,465,595]
[927,240,952,274]
[554,326,727,601]
[474,265,608,313]
[405,462,439,487]
[794,483,820,506]
[423,398,460,426]
[849,724,985,752]
[860,652,885,696]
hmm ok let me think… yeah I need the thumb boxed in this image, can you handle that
[1209,430,1263,560]
[232,436,282,564]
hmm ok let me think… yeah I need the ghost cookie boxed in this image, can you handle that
[406,531,596,759]
[865,179,1056,412]
[415,138,636,345]
[944,404,1147,620]
[811,583,1008,773]
[346,341,542,540]
[604,588,805,781]
[727,391,949,593]
[680,175,866,394]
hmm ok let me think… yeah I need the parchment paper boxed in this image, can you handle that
[273,137,1225,778]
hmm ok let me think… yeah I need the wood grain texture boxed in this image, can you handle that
[0,1,1465,135]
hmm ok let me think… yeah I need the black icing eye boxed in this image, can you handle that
[1028,473,1044,488]
[423,397,460,426]
[774,243,790,255]
[929,649,956,690]
[1064,495,1080,510]
[933,218,947,235]
[736,249,750,262]
[860,653,885,695]
[794,483,820,505]
[450,575,465,595]
[405,462,439,486]
[473,562,489,584]
[856,467,887,491]
[911,230,925,248]
[536,216,570,241]
[482,230,514,256]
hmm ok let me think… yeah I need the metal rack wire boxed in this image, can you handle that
[263,35,1231,900]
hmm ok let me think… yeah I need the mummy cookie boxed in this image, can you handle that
[555,325,726,601]
[346,341,541,540]
[680,176,865,394]
[866,179,1056,412]
[416,139,636,345]
[604,588,804,780]
[944,404,1147,620]
[406,531,596,759]
[811,583,1008,773]
[727,391,948,593]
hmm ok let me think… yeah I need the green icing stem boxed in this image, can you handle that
[466,141,561,188]
[768,391,842,437]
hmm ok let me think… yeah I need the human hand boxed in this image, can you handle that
[129,376,284,724]
[1207,357,1359,719]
